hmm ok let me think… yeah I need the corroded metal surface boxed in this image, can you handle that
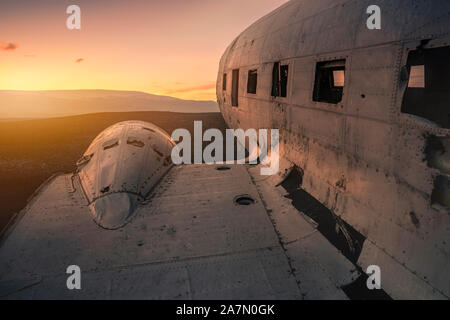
[0,0,449,300]
[217,0,450,299]
[0,165,354,299]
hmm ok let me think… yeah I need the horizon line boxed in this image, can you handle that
[0,88,218,103]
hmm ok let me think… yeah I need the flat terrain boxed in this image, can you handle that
[0,90,219,118]
[0,112,227,233]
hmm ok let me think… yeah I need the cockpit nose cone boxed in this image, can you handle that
[89,193,137,230]
[78,121,175,229]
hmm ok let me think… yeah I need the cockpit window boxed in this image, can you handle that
[103,139,119,150]
[401,45,450,128]
[127,138,145,148]
[76,153,94,167]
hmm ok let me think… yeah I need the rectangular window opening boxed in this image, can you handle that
[247,69,258,94]
[231,69,239,107]
[313,59,346,104]
[271,62,288,98]
[401,45,450,128]
[222,73,227,91]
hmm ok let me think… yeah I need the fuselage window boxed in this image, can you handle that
[401,45,450,128]
[247,69,258,94]
[313,60,346,104]
[271,62,288,98]
[223,73,227,91]
[232,69,239,107]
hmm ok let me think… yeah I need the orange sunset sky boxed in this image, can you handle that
[0,0,288,101]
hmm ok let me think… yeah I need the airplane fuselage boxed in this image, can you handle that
[217,0,450,299]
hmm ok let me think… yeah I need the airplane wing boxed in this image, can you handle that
[0,162,357,299]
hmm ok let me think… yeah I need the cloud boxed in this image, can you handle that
[0,42,18,51]
[75,58,84,63]
[165,82,216,94]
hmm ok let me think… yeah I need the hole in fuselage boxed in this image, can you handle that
[235,195,255,206]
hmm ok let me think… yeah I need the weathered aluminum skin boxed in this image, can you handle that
[1,165,358,299]
[77,121,174,229]
[217,0,450,299]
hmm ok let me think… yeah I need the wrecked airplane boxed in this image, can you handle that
[216,0,450,299]
[0,0,449,300]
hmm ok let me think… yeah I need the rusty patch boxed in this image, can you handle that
[167,226,176,236]
[409,211,420,228]
[163,155,172,166]
[335,175,347,191]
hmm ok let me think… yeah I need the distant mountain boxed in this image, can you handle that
[0,90,219,119]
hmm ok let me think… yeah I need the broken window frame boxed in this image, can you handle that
[313,59,346,104]
[247,69,258,94]
[400,43,450,129]
[271,62,289,98]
